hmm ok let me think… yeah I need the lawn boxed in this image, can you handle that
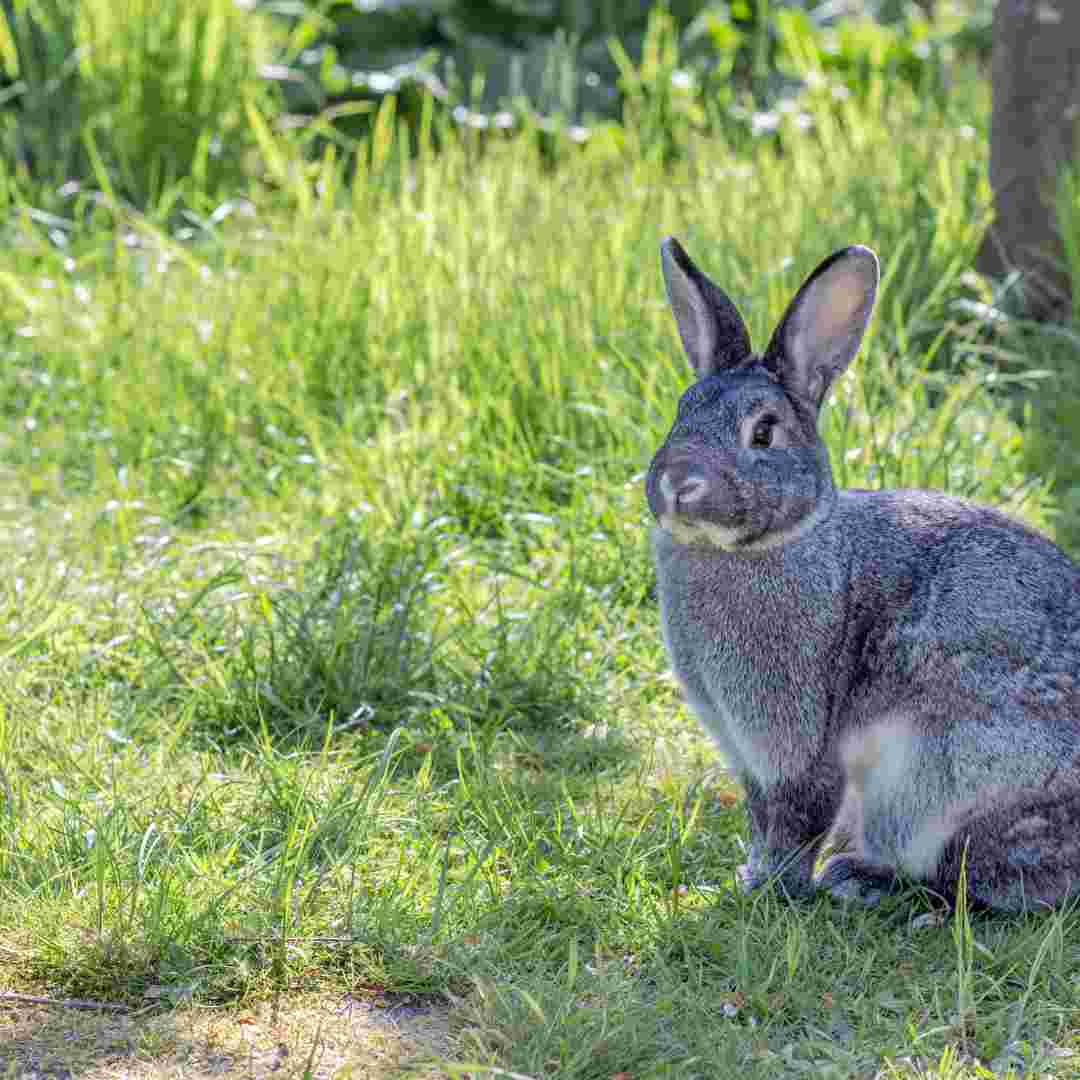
[2,7,1080,1077]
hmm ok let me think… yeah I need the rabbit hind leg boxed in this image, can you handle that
[932,790,1080,913]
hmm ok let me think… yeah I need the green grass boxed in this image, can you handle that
[3,32,1080,1078]
[0,0,277,210]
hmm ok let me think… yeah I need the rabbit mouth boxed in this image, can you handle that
[652,459,743,511]
[659,492,836,552]
[647,441,833,549]
[660,515,752,550]
[656,486,755,549]
[654,467,749,521]
[659,470,733,512]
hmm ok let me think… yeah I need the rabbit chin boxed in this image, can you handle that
[658,500,832,552]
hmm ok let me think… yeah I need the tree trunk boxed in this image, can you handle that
[977,0,1080,319]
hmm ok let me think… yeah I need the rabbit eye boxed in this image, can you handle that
[750,415,777,448]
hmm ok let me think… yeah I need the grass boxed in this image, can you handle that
[2,16,1080,1077]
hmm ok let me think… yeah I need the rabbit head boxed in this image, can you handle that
[646,238,879,551]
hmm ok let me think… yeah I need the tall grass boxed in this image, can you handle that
[0,0,277,210]
[1,9,1079,1078]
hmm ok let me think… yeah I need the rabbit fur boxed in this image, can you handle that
[647,237,1080,912]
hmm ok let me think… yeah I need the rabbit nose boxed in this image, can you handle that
[659,466,710,510]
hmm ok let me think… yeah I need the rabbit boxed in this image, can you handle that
[646,236,1080,912]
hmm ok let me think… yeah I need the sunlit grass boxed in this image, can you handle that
[1,49,1079,1078]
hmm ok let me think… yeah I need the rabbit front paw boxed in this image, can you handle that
[735,840,771,892]
[736,853,815,900]
[736,860,768,892]
[817,854,900,906]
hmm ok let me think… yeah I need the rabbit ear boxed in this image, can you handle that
[661,237,752,378]
[762,246,879,410]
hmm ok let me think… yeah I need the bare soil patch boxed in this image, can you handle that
[0,993,452,1079]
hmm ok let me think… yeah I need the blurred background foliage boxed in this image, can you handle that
[0,0,994,212]
[278,0,990,119]
[265,0,994,148]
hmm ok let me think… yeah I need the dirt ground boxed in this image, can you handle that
[0,992,453,1079]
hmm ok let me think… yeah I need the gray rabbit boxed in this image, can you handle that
[647,237,1080,912]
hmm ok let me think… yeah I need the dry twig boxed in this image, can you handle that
[0,991,130,1012]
